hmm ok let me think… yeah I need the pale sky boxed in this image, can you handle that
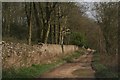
[0,0,119,2]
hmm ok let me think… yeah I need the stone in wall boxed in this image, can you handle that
[2,42,78,69]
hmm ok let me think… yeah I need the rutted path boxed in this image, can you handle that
[40,51,95,78]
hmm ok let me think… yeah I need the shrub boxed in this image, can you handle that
[70,32,88,48]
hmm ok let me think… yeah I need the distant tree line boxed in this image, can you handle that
[2,2,91,48]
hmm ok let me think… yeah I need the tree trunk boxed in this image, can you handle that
[28,9,32,45]
[25,3,33,45]
[61,33,64,53]
[43,3,57,44]
[44,23,50,44]
[33,3,41,42]
[58,5,62,44]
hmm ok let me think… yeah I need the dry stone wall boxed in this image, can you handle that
[2,42,78,69]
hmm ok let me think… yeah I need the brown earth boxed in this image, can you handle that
[40,52,95,78]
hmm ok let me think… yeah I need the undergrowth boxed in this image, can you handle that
[92,52,118,79]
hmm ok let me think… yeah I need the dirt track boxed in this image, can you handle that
[40,51,95,78]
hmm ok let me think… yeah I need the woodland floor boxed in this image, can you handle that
[40,52,95,78]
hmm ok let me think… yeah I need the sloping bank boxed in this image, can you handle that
[92,52,118,79]
[2,42,80,78]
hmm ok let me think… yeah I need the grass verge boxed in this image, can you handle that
[2,60,64,79]
[2,50,83,79]
[92,52,118,79]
